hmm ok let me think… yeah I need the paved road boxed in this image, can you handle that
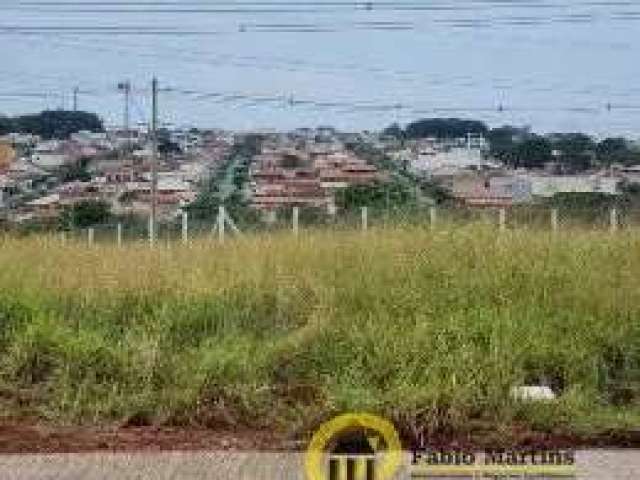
[1,450,639,479]
[218,154,245,201]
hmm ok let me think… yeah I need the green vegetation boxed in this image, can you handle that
[186,142,257,225]
[0,110,104,139]
[489,127,640,172]
[345,140,452,208]
[59,157,92,183]
[59,199,112,229]
[382,118,640,172]
[402,118,489,139]
[0,226,638,441]
[335,181,417,211]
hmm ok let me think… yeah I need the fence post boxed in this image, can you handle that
[292,206,299,235]
[361,206,368,232]
[429,206,437,229]
[148,215,155,247]
[499,208,507,231]
[218,205,225,243]
[551,208,559,232]
[59,231,67,245]
[610,207,618,233]
[327,199,337,217]
[266,209,277,225]
[87,227,94,247]
[117,223,123,247]
[182,211,189,244]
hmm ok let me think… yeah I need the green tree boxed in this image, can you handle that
[59,157,92,182]
[514,137,553,169]
[404,118,488,139]
[619,181,640,207]
[335,180,416,211]
[186,191,259,225]
[382,123,404,139]
[487,125,531,166]
[552,133,596,172]
[418,178,453,205]
[0,115,15,135]
[596,137,636,166]
[13,110,103,139]
[548,192,621,211]
[60,199,111,228]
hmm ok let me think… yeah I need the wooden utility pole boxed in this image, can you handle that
[73,86,79,111]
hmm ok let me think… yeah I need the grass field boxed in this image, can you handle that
[0,225,638,444]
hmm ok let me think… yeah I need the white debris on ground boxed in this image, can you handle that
[510,385,557,401]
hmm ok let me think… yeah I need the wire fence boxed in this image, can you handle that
[3,205,640,246]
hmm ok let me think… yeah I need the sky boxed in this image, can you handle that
[1,0,640,137]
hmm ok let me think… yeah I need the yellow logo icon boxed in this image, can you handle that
[304,413,403,480]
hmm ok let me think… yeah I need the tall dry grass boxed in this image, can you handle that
[0,225,638,438]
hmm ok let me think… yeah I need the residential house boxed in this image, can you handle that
[249,145,380,211]
[23,193,61,220]
[527,174,619,198]
[31,140,70,169]
[449,173,533,208]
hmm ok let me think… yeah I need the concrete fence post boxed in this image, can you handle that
[182,211,189,244]
[429,206,437,229]
[117,223,123,247]
[266,209,277,225]
[361,206,368,231]
[610,207,618,233]
[327,199,337,217]
[148,215,155,247]
[499,208,507,231]
[292,207,299,236]
[87,227,94,247]
[551,208,559,232]
[218,206,225,243]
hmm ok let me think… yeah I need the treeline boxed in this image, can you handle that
[384,118,640,171]
[0,110,104,140]
[488,128,640,172]
[384,118,488,139]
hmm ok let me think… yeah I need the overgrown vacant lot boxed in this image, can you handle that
[0,226,638,443]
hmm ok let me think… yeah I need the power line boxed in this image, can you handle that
[3,2,640,35]
[164,85,640,115]
[24,31,634,105]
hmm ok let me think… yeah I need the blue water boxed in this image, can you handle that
[1,0,639,136]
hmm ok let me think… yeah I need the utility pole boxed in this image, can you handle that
[150,77,158,247]
[393,103,402,125]
[73,86,79,111]
[118,81,131,151]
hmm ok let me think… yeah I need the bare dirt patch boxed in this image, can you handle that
[0,422,292,454]
[1,421,639,454]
